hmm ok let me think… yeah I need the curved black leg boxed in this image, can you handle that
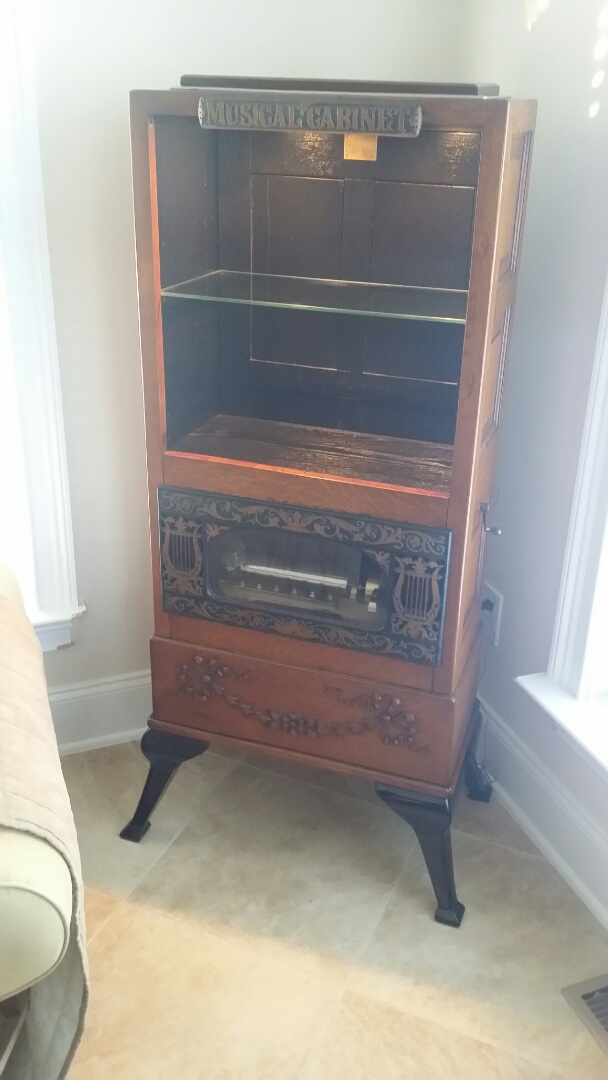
[376,784,465,928]
[120,728,209,843]
[465,751,493,802]
[465,704,492,803]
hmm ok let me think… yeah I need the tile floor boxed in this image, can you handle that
[61,741,608,1079]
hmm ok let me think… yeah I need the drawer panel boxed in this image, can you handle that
[150,636,462,788]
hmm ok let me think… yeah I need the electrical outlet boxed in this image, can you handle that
[480,582,504,646]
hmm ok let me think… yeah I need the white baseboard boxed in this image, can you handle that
[478,694,608,930]
[50,669,150,755]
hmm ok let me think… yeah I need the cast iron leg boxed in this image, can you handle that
[464,704,492,803]
[120,728,209,843]
[376,784,465,928]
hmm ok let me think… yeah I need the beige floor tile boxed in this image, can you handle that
[70,900,341,1080]
[242,750,540,857]
[207,742,245,762]
[62,740,240,898]
[84,887,122,943]
[130,762,414,979]
[453,790,541,856]
[240,750,379,805]
[65,743,608,1077]
[302,990,568,1079]
[349,830,608,1076]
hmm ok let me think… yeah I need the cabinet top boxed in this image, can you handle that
[179,75,500,97]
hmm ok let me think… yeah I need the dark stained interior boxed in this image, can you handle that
[155,117,480,489]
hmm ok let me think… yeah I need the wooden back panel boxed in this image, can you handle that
[214,128,477,440]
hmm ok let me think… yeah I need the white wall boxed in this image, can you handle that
[36,0,475,690]
[470,0,608,924]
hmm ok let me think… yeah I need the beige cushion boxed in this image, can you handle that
[0,827,73,1001]
[0,568,73,1002]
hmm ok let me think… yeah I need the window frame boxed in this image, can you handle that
[517,267,608,772]
[546,269,608,701]
[0,0,83,650]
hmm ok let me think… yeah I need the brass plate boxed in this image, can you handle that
[343,133,378,161]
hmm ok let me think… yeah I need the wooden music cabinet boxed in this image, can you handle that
[121,77,535,927]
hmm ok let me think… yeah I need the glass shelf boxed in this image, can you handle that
[161,271,468,324]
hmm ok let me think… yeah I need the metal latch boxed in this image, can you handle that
[480,502,502,536]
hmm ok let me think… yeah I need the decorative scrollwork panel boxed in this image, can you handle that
[159,486,450,666]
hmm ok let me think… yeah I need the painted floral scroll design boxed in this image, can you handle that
[158,487,448,556]
[159,486,450,666]
[178,656,430,752]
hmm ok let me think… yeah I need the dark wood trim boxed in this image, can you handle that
[130,98,169,636]
[376,782,465,926]
[179,76,500,96]
[120,728,209,842]
[130,90,511,133]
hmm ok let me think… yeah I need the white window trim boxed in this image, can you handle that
[8,133,86,650]
[517,265,608,772]
[516,674,608,775]
[546,268,608,700]
[1,2,84,650]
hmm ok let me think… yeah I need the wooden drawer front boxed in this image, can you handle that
[150,637,456,787]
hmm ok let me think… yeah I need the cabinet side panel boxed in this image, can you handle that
[130,101,169,634]
[437,101,536,694]
[496,131,532,280]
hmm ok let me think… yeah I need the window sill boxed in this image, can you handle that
[516,672,608,776]
[33,606,86,652]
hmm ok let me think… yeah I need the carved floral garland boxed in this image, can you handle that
[178,656,429,752]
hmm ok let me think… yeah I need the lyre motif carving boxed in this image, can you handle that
[178,656,429,752]
[391,556,443,643]
[161,517,203,595]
